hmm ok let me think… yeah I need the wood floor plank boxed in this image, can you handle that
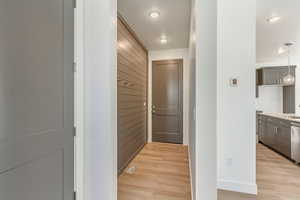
[118,142,191,200]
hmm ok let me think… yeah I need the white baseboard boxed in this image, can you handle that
[188,146,194,200]
[217,179,257,195]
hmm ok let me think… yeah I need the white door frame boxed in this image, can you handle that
[74,0,118,200]
[74,0,84,199]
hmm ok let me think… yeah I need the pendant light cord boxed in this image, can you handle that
[288,44,291,74]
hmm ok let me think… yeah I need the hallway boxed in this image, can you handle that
[118,143,191,200]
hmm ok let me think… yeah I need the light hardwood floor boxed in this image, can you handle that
[118,142,191,200]
[256,143,300,200]
[219,143,300,200]
[118,143,300,200]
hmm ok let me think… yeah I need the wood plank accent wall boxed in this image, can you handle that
[117,16,148,174]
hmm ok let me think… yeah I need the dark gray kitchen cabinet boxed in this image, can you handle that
[257,67,278,85]
[259,115,292,158]
[261,116,275,148]
[256,112,263,137]
[259,116,266,143]
[259,116,268,144]
[276,121,292,157]
[266,118,276,148]
[283,86,296,114]
[257,66,296,86]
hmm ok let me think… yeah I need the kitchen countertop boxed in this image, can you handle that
[258,113,300,123]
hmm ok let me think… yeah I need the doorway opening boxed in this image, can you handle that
[116,0,192,199]
[256,0,300,199]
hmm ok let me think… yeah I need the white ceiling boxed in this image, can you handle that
[118,0,191,51]
[257,0,300,63]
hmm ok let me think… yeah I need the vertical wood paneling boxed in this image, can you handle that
[117,16,148,174]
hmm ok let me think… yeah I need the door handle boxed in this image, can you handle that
[152,105,156,113]
[274,127,279,134]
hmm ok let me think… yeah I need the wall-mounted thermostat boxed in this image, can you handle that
[230,78,238,87]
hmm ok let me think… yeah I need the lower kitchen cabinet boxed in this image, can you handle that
[276,122,291,157]
[258,115,292,158]
[266,118,276,148]
[260,116,267,144]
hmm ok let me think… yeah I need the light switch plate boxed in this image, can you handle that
[230,77,238,87]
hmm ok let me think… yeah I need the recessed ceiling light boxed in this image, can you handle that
[149,11,160,19]
[160,37,167,44]
[267,16,281,24]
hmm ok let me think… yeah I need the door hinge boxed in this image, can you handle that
[73,191,77,200]
[73,0,77,9]
[73,62,77,73]
[73,126,77,137]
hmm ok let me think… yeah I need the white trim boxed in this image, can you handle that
[217,180,258,195]
[75,0,117,200]
[147,56,152,143]
[188,146,194,200]
[74,0,84,199]
[194,0,218,199]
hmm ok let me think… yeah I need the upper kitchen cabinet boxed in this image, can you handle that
[257,66,296,86]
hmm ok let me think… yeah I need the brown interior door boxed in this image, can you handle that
[152,59,183,144]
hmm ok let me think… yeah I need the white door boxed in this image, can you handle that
[0,0,74,199]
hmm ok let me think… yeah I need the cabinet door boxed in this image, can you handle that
[262,68,275,85]
[277,123,291,157]
[265,119,270,145]
[266,119,277,148]
[260,118,267,143]
[263,68,279,85]
[257,118,261,139]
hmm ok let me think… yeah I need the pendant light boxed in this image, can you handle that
[283,42,295,85]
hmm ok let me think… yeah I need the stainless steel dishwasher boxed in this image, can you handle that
[291,123,300,163]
